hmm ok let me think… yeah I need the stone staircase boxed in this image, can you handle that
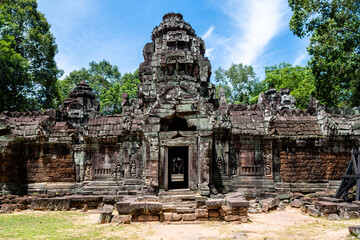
[158,189,207,213]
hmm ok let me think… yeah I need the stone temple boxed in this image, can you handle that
[1,12,360,198]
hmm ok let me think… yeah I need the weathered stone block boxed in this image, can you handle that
[318,197,343,203]
[315,201,337,213]
[176,207,195,214]
[182,213,196,221]
[227,198,249,208]
[307,206,320,217]
[340,210,359,220]
[162,204,176,212]
[116,201,131,214]
[336,202,359,212]
[111,215,131,224]
[327,213,341,221]
[130,202,146,215]
[146,202,162,215]
[30,198,70,211]
[171,213,182,221]
[349,225,360,238]
[290,199,304,208]
[208,210,220,218]
[195,209,208,218]
[206,199,225,209]
[162,212,173,221]
[224,215,242,222]
[259,198,280,210]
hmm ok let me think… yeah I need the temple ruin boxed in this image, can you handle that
[1,12,360,199]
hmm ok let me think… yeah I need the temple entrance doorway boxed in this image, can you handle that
[168,146,188,189]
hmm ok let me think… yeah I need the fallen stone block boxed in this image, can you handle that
[328,213,341,221]
[349,225,360,238]
[30,198,70,211]
[259,198,280,210]
[307,206,320,217]
[69,196,102,209]
[206,199,225,209]
[111,215,131,224]
[227,198,249,208]
[224,215,241,222]
[133,214,159,222]
[315,201,337,213]
[339,210,359,220]
[99,209,112,224]
[261,203,269,212]
[290,199,304,208]
[116,201,131,214]
[336,202,359,212]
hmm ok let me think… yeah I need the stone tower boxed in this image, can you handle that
[139,12,214,111]
[138,13,215,195]
[61,80,100,131]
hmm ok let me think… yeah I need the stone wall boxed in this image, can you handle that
[279,139,351,182]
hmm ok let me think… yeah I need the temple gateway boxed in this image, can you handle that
[1,13,360,197]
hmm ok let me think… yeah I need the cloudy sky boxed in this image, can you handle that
[37,0,310,80]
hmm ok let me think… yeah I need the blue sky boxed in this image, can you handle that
[37,0,310,80]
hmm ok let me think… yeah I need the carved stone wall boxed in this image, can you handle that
[1,13,360,196]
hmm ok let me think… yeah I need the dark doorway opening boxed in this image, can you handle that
[168,146,188,189]
[160,115,196,131]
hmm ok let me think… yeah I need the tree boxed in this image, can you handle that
[58,60,140,115]
[289,0,360,107]
[214,63,265,104]
[0,0,60,112]
[100,70,140,115]
[57,60,119,105]
[264,63,315,109]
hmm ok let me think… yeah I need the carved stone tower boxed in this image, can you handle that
[138,13,215,195]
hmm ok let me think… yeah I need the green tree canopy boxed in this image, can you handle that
[289,0,360,107]
[100,70,140,115]
[264,63,315,109]
[58,60,120,104]
[214,63,266,105]
[0,0,60,112]
[58,60,140,115]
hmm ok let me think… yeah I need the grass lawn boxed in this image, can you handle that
[0,211,152,240]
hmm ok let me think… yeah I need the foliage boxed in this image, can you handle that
[264,63,316,109]
[214,63,266,105]
[57,60,119,104]
[289,0,360,107]
[58,60,140,115]
[100,70,140,115]
[0,0,61,112]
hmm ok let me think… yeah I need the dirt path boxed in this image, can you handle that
[143,208,358,240]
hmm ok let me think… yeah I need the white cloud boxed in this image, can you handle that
[293,52,307,66]
[217,0,288,67]
[205,48,214,58]
[202,26,214,40]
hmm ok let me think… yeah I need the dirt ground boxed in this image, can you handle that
[3,207,360,240]
[141,208,357,240]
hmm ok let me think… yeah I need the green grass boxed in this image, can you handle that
[0,211,150,240]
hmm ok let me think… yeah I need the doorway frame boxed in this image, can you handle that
[167,146,189,189]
